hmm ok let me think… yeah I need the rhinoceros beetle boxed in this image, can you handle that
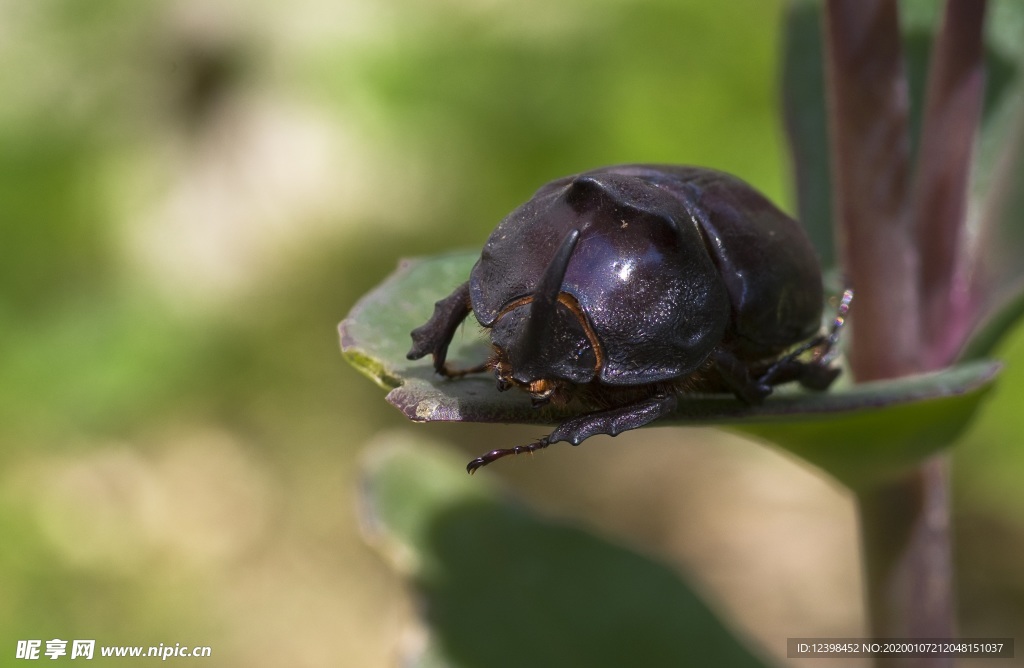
[408,164,849,473]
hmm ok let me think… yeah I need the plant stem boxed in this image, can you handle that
[856,457,955,667]
[821,0,988,655]
[913,0,988,367]
[823,0,921,380]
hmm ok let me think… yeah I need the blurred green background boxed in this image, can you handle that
[1,0,1021,665]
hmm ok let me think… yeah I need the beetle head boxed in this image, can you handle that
[489,229,598,402]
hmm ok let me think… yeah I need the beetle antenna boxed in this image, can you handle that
[522,229,580,352]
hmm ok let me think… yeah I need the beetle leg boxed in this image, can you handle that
[710,348,772,404]
[466,438,552,473]
[797,362,841,391]
[466,393,678,473]
[757,288,853,391]
[407,281,474,376]
[756,349,841,391]
[441,360,491,377]
[756,334,826,386]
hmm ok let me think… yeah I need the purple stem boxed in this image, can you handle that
[913,0,988,368]
[822,0,988,657]
[823,0,921,382]
[856,458,956,666]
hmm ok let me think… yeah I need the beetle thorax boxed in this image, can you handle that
[484,227,601,400]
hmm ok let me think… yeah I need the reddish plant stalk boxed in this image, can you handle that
[823,0,921,382]
[913,0,988,368]
[822,0,988,659]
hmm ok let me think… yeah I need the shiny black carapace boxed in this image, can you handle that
[408,165,848,472]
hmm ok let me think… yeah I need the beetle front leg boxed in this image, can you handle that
[466,393,679,473]
[711,348,772,404]
[407,281,473,376]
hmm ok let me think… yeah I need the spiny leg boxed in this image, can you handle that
[758,288,853,390]
[712,288,854,401]
[467,393,678,473]
[466,438,554,474]
[756,334,827,387]
[756,345,839,390]
[407,281,476,376]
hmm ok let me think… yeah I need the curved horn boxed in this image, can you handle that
[521,228,580,352]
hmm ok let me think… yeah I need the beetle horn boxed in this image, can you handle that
[522,228,580,350]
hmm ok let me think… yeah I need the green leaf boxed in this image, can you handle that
[732,362,997,490]
[781,0,834,269]
[339,251,484,392]
[957,285,1024,362]
[341,253,1001,488]
[359,435,770,668]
